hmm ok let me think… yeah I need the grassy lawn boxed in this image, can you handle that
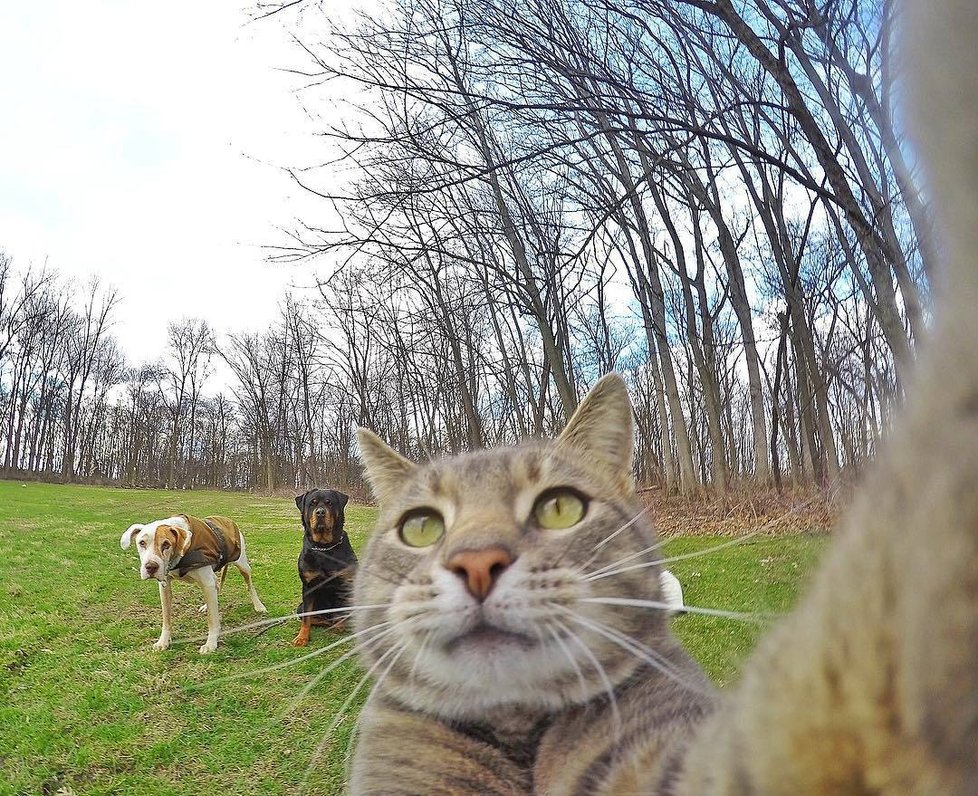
[0,481,829,795]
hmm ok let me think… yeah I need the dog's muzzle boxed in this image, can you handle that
[312,510,334,529]
[142,559,166,581]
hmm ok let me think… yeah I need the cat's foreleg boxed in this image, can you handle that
[672,0,978,791]
[348,694,532,795]
[533,635,713,796]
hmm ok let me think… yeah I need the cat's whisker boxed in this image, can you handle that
[338,557,410,587]
[248,617,290,640]
[591,506,651,552]
[300,640,410,794]
[526,618,553,646]
[654,533,768,565]
[185,621,392,692]
[579,596,766,623]
[586,491,827,583]
[544,621,590,699]
[296,569,349,597]
[584,533,773,583]
[343,624,429,783]
[278,622,403,720]
[279,645,362,721]
[367,640,410,705]
[304,545,411,587]
[408,627,436,685]
[553,604,711,696]
[343,695,367,781]
[582,538,669,580]
[343,629,419,777]
[552,506,651,572]
[172,603,394,645]
[551,617,623,739]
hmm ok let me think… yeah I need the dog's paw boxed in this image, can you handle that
[153,637,171,652]
[291,634,309,647]
[254,602,268,614]
[198,604,208,614]
[199,641,218,654]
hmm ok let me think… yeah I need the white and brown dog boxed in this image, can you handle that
[120,514,267,654]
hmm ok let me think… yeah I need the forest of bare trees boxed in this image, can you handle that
[0,0,927,494]
[0,255,353,492]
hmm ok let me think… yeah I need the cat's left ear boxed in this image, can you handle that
[555,373,634,491]
[357,428,416,505]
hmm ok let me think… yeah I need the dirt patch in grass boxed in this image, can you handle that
[641,482,849,537]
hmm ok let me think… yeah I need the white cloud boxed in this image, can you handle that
[0,0,350,366]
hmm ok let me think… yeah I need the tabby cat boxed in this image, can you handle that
[348,0,978,791]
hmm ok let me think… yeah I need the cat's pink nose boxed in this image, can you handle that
[447,547,514,601]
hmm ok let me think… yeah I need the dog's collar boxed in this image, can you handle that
[307,532,346,553]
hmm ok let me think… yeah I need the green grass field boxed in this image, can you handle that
[0,481,828,795]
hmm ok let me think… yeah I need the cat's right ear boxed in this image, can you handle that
[357,428,416,504]
[555,373,634,491]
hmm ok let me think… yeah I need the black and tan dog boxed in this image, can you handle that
[293,488,357,647]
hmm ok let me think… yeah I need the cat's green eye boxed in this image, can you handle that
[399,511,446,548]
[533,489,587,530]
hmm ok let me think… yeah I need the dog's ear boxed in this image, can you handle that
[295,492,307,512]
[177,526,193,556]
[334,491,349,532]
[120,524,143,550]
[357,428,415,504]
[161,524,193,557]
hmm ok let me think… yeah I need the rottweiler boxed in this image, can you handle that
[292,488,357,647]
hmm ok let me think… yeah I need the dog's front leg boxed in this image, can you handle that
[197,570,221,654]
[292,600,312,647]
[154,579,173,651]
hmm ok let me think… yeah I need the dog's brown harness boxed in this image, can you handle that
[168,515,242,577]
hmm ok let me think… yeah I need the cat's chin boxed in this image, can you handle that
[387,633,606,722]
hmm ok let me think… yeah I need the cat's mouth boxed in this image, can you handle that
[444,622,535,653]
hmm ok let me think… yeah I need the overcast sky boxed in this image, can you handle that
[0,1,358,365]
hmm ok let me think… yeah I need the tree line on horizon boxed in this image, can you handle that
[0,0,926,494]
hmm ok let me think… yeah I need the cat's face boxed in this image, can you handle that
[354,375,671,722]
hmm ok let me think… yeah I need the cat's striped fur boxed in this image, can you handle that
[349,1,978,792]
[352,380,713,794]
